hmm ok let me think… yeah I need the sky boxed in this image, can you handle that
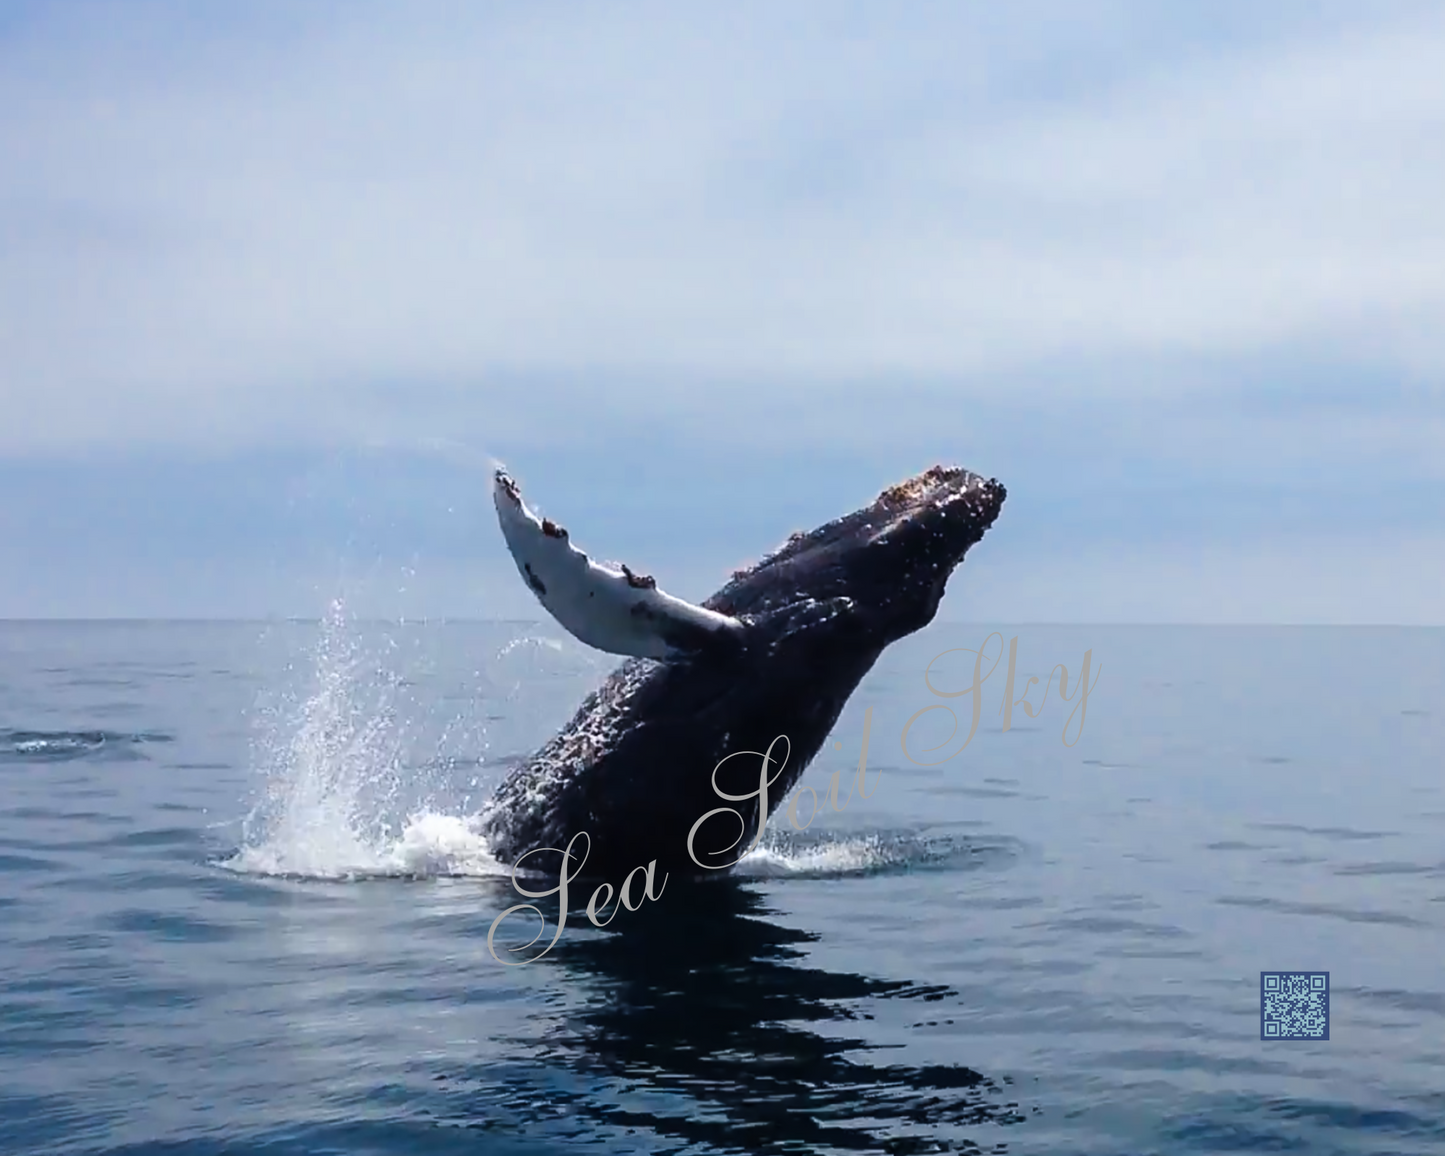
[1,1,1442,622]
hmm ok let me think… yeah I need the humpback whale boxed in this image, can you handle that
[481,465,1006,881]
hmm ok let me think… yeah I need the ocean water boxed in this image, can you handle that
[1,613,1442,1155]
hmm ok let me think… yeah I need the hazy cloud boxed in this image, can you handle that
[3,2,1444,452]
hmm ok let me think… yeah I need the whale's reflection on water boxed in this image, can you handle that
[442,878,1031,1154]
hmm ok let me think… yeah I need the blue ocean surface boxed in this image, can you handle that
[1,616,1442,1155]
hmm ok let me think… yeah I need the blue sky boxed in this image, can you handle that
[1,1,1442,621]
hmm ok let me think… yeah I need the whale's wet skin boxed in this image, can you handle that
[481,465,1007,881]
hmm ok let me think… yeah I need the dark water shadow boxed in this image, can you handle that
[445,878,1031,1154]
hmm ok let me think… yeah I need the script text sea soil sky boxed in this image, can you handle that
[2,2,1441,621]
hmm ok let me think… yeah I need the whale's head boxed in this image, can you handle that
[708,465,1006,652]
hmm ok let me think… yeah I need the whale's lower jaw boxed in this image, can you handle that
[481,464,1006,881]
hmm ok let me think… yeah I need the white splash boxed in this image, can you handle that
[734,827,1001,878]
[734,834,891,878]
[225,599,507,881]
[496,635,565,658]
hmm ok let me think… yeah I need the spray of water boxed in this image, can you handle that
[226,599,505,880]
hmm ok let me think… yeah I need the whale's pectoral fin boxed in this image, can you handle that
[494,467,748,660]
[631,601,747,660]
[650,596,857,664]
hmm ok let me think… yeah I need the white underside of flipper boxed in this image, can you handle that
[492,469,747,659]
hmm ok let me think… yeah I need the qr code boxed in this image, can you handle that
[1261,971,1329,1040]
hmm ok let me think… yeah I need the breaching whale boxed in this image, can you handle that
[481,465,1006,881]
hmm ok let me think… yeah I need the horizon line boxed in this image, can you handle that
[0,617,1440,628]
